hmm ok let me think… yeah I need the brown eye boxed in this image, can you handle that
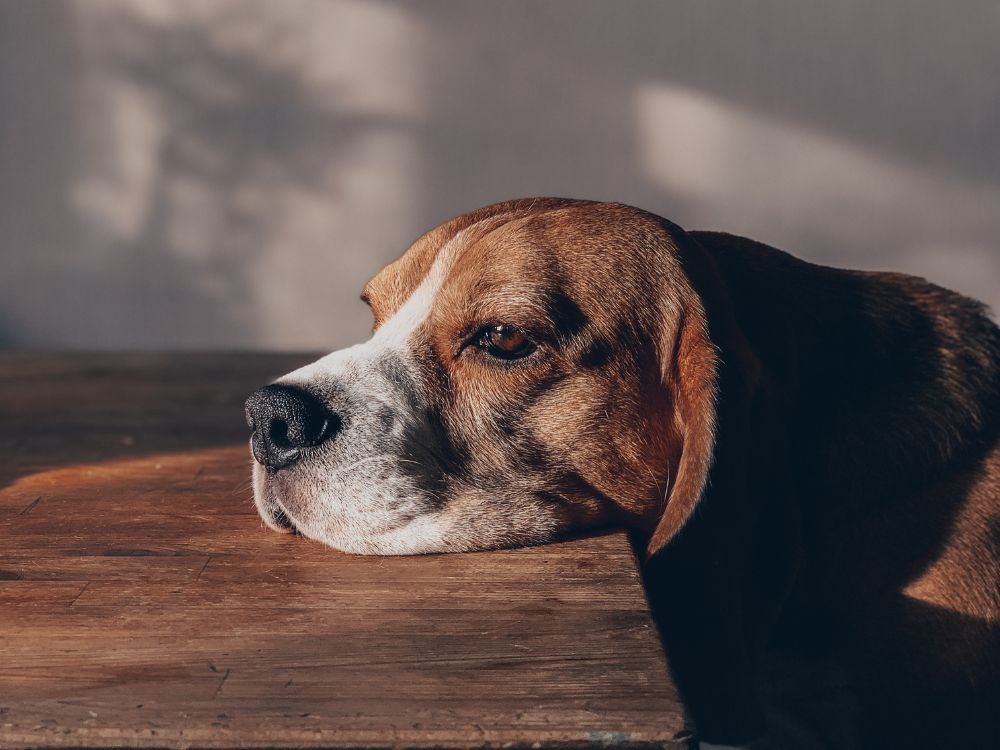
[477,324,535,360]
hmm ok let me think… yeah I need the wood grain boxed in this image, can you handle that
[0,353,687,749]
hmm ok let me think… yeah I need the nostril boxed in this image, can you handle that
[269,419,292,449]
[311,413,340,445]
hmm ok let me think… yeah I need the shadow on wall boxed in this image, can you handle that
[0,0,998,349]
[0,2,419,348]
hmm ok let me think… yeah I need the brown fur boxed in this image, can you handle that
[357,198,1000,747]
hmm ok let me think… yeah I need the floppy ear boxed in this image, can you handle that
[646,299,721,557]
[638,230,778,744]
[643,224,766,559]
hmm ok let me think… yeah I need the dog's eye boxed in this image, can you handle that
[477,324,535,360]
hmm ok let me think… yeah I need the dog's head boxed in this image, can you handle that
[246,199,721,555]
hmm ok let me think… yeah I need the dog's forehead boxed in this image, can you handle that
[362,204,539,320]
[363,198,656,325]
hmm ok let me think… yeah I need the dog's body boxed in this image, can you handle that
[246,199,1000,748]
[648,230,1000,748]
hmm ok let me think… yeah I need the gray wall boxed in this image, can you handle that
[2,0,998,350]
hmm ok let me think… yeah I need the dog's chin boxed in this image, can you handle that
[251,461,452,555]
[266,500,453,556]
[250,460,572,556]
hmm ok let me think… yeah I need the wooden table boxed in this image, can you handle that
[0,353,687,749]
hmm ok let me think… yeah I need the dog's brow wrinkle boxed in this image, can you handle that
[548,290,589,338]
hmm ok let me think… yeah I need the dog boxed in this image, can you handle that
[245,198,1000,749]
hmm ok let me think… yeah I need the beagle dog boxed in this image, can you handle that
[246,198,1000,749]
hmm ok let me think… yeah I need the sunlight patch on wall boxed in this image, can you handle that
[634,82,1000,313]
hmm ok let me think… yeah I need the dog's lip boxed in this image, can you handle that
[268,495,301,535]
[272,506,296,531]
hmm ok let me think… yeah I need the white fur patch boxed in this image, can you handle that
[281,227,462,386]
[257,228,471,555]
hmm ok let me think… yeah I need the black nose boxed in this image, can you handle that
[244,384,339,472]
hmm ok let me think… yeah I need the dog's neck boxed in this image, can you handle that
[692,231,1000,506]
